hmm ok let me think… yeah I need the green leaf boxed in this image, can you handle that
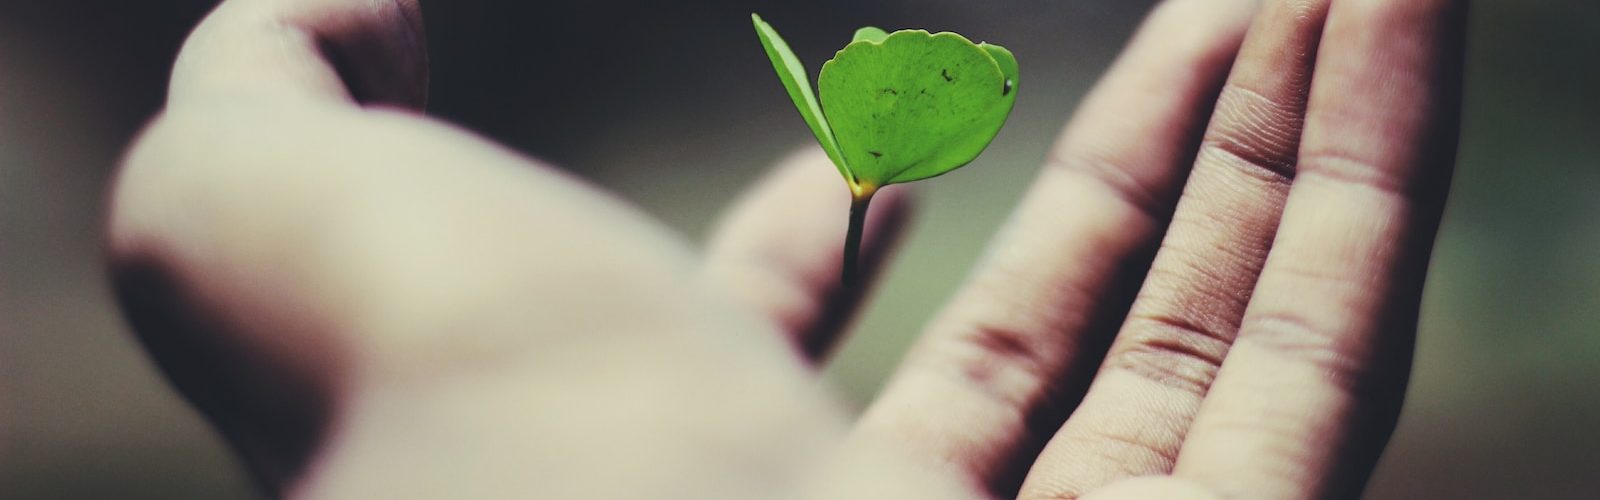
[818,30,1018,186]
[980,42,1020,101]
[751,14,849,179]
[852,26,889,44]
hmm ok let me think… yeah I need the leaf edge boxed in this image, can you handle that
[751,14,852,182]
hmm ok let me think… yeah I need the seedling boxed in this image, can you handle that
[752,14,1018,285]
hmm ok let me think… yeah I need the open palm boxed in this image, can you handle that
[108,0,1467,498]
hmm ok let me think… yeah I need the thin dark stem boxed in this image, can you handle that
[842,191,874,287]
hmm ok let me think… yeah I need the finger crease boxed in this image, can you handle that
[1238,311,1373,397]
[1108,315,1234,396]
[1204,85,1307,181]
[1297,149,1416,199]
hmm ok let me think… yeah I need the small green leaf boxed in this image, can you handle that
[753,16,1019,286]
[980,42,1020,101]
[751,14,849,179]
[852,26,889,44]
[819,30,1017,186]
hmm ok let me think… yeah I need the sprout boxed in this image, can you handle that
[753,14,1018,284]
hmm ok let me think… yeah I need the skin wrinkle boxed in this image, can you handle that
[1026,395,1194,500]
[101,0,1466,496]
[1235,314,1373,397]
[1158,182,1281,278]
[1097,163,1288,391]
[1297,149,1416,197]
[1108,317,1231,394]
[1171,0,1466,497]
[1016,0,1332,497]
[1082,23,1311,392]
[1186,370,1340,465]
[1080,426,1181,474]
[1201,85,1306,179]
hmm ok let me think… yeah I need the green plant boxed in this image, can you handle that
[752,14,1019,284]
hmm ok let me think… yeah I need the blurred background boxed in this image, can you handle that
[1,0,1595,498]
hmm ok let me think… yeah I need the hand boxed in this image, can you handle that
[106,0,1467,499]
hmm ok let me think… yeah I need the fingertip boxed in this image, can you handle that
[169,0,430,109]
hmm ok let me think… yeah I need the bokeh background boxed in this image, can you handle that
[1,0,1595,498]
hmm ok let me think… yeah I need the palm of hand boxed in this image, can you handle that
[108,0,1467,499]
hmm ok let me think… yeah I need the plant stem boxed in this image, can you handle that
[842,188,875,287]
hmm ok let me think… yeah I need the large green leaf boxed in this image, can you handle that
[818,30,1017,186]
[750,14,849,179]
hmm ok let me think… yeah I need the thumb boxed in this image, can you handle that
[171,0,428,108]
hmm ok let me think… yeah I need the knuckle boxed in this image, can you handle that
[1107,314,1234,396]
[1070,423,1182,474]
[1201,84,1306,182]
[1297,148,1411,196]
[1148,228,1272,300]
[1236,310,1370,395]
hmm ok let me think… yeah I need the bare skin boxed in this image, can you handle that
[106,0,1468,498]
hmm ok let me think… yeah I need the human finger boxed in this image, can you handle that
[1173,1,1469,498]
[167,0,427,108]
[852,0,1257,493]
[701,148,913,363]
[1019,0,1331,496]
